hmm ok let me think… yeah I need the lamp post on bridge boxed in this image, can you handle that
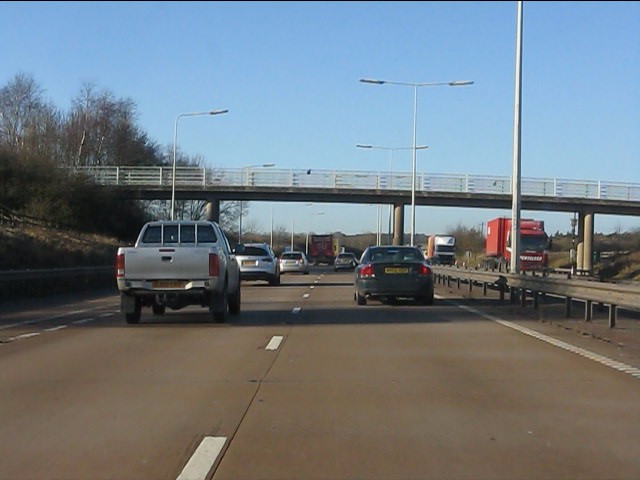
[238,163,275,243]
[356,144,428,244]
[171,109,228,220]
[305,208,325,255]
[360,77,473,246]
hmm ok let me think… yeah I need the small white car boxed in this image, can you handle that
[235,243,281,285]
[279,251,310,275]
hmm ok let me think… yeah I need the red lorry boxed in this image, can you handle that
[485,217,550,271]
[309,234,336,265]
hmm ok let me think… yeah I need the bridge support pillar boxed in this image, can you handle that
[583,212,594,274]
[205,199,220,222]
[576,211,594,274]
[393,204,404,245]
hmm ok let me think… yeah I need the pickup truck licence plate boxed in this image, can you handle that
[385,267,409,274]
[152,280,187,289]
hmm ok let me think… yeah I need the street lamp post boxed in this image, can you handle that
[360,78,473,246]
[305,210,325,255]
[171,109,228,220]
[238,163,275,243]
[356,144,428,244]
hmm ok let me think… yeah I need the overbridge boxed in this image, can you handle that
[76,165,640,273]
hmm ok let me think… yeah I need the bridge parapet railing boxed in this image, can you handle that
[70,166,640,202]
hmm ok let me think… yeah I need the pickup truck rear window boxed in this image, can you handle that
[140,224,217,245]
[141,225,162,243]
[196,225,217,243]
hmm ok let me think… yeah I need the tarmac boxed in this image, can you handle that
[438,282,640,372]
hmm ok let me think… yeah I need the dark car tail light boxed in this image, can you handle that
[209,253,220,277]
[116,252,125,278]
[359,264,375,277]
[418,264,432,276]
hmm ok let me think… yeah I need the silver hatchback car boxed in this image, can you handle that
[279,251,310,275]
[235,243,281,285]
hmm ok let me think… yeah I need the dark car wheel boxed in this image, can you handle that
[356,290,366,305]
[419,285,435,305]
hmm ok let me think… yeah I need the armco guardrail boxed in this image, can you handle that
[0,266,114,282]
[0,266,115,301]
[430,266,640,328]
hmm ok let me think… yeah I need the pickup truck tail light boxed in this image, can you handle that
[209,253,220,277]
[116,252,125,278]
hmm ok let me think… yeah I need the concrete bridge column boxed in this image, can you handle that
[205,199,220,222]
[583,212,594,274]
[393,204,404,246]
[576,212,585,271]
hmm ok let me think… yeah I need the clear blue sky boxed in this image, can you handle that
[2,1,639,237]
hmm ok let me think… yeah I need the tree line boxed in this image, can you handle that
[0,72,242,240]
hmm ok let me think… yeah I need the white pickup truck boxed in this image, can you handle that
[116,220,241,324]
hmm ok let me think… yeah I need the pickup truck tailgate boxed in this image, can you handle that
[123,247,214,280]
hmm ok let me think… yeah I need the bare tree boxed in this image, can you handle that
[0,73,56,157]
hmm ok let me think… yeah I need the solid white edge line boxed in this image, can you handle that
[443,296,640,381]
[44,325,68,332]
[265,335,284,351]
[15,332,41,340]
[176,436,226,480]
[72,318,94,325]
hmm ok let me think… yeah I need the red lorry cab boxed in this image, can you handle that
[485,217,550,271]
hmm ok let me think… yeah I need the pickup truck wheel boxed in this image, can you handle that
[356,291,366,306]
[211,285,228,323]
[228,284,241,315]
[125,300,141,324]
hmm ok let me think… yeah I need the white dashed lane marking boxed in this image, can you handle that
[176,436,226,480]
[265,335,284,351]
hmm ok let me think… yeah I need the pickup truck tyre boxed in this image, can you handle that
[356,290,367,306]
[228,284,241,315]
[125,299,142,324]
[210,284,228,323]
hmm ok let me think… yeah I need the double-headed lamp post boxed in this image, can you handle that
[356,144,428,243]
[360,78,473,246]
[239,163,275,243]
[171,109,229,220]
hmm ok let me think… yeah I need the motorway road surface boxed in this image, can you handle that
[1,268,639,480]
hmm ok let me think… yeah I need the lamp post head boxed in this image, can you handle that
[448,80,474,87]
[208,109,229,115]
[356,144,373,149]
[360,78,385,85]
